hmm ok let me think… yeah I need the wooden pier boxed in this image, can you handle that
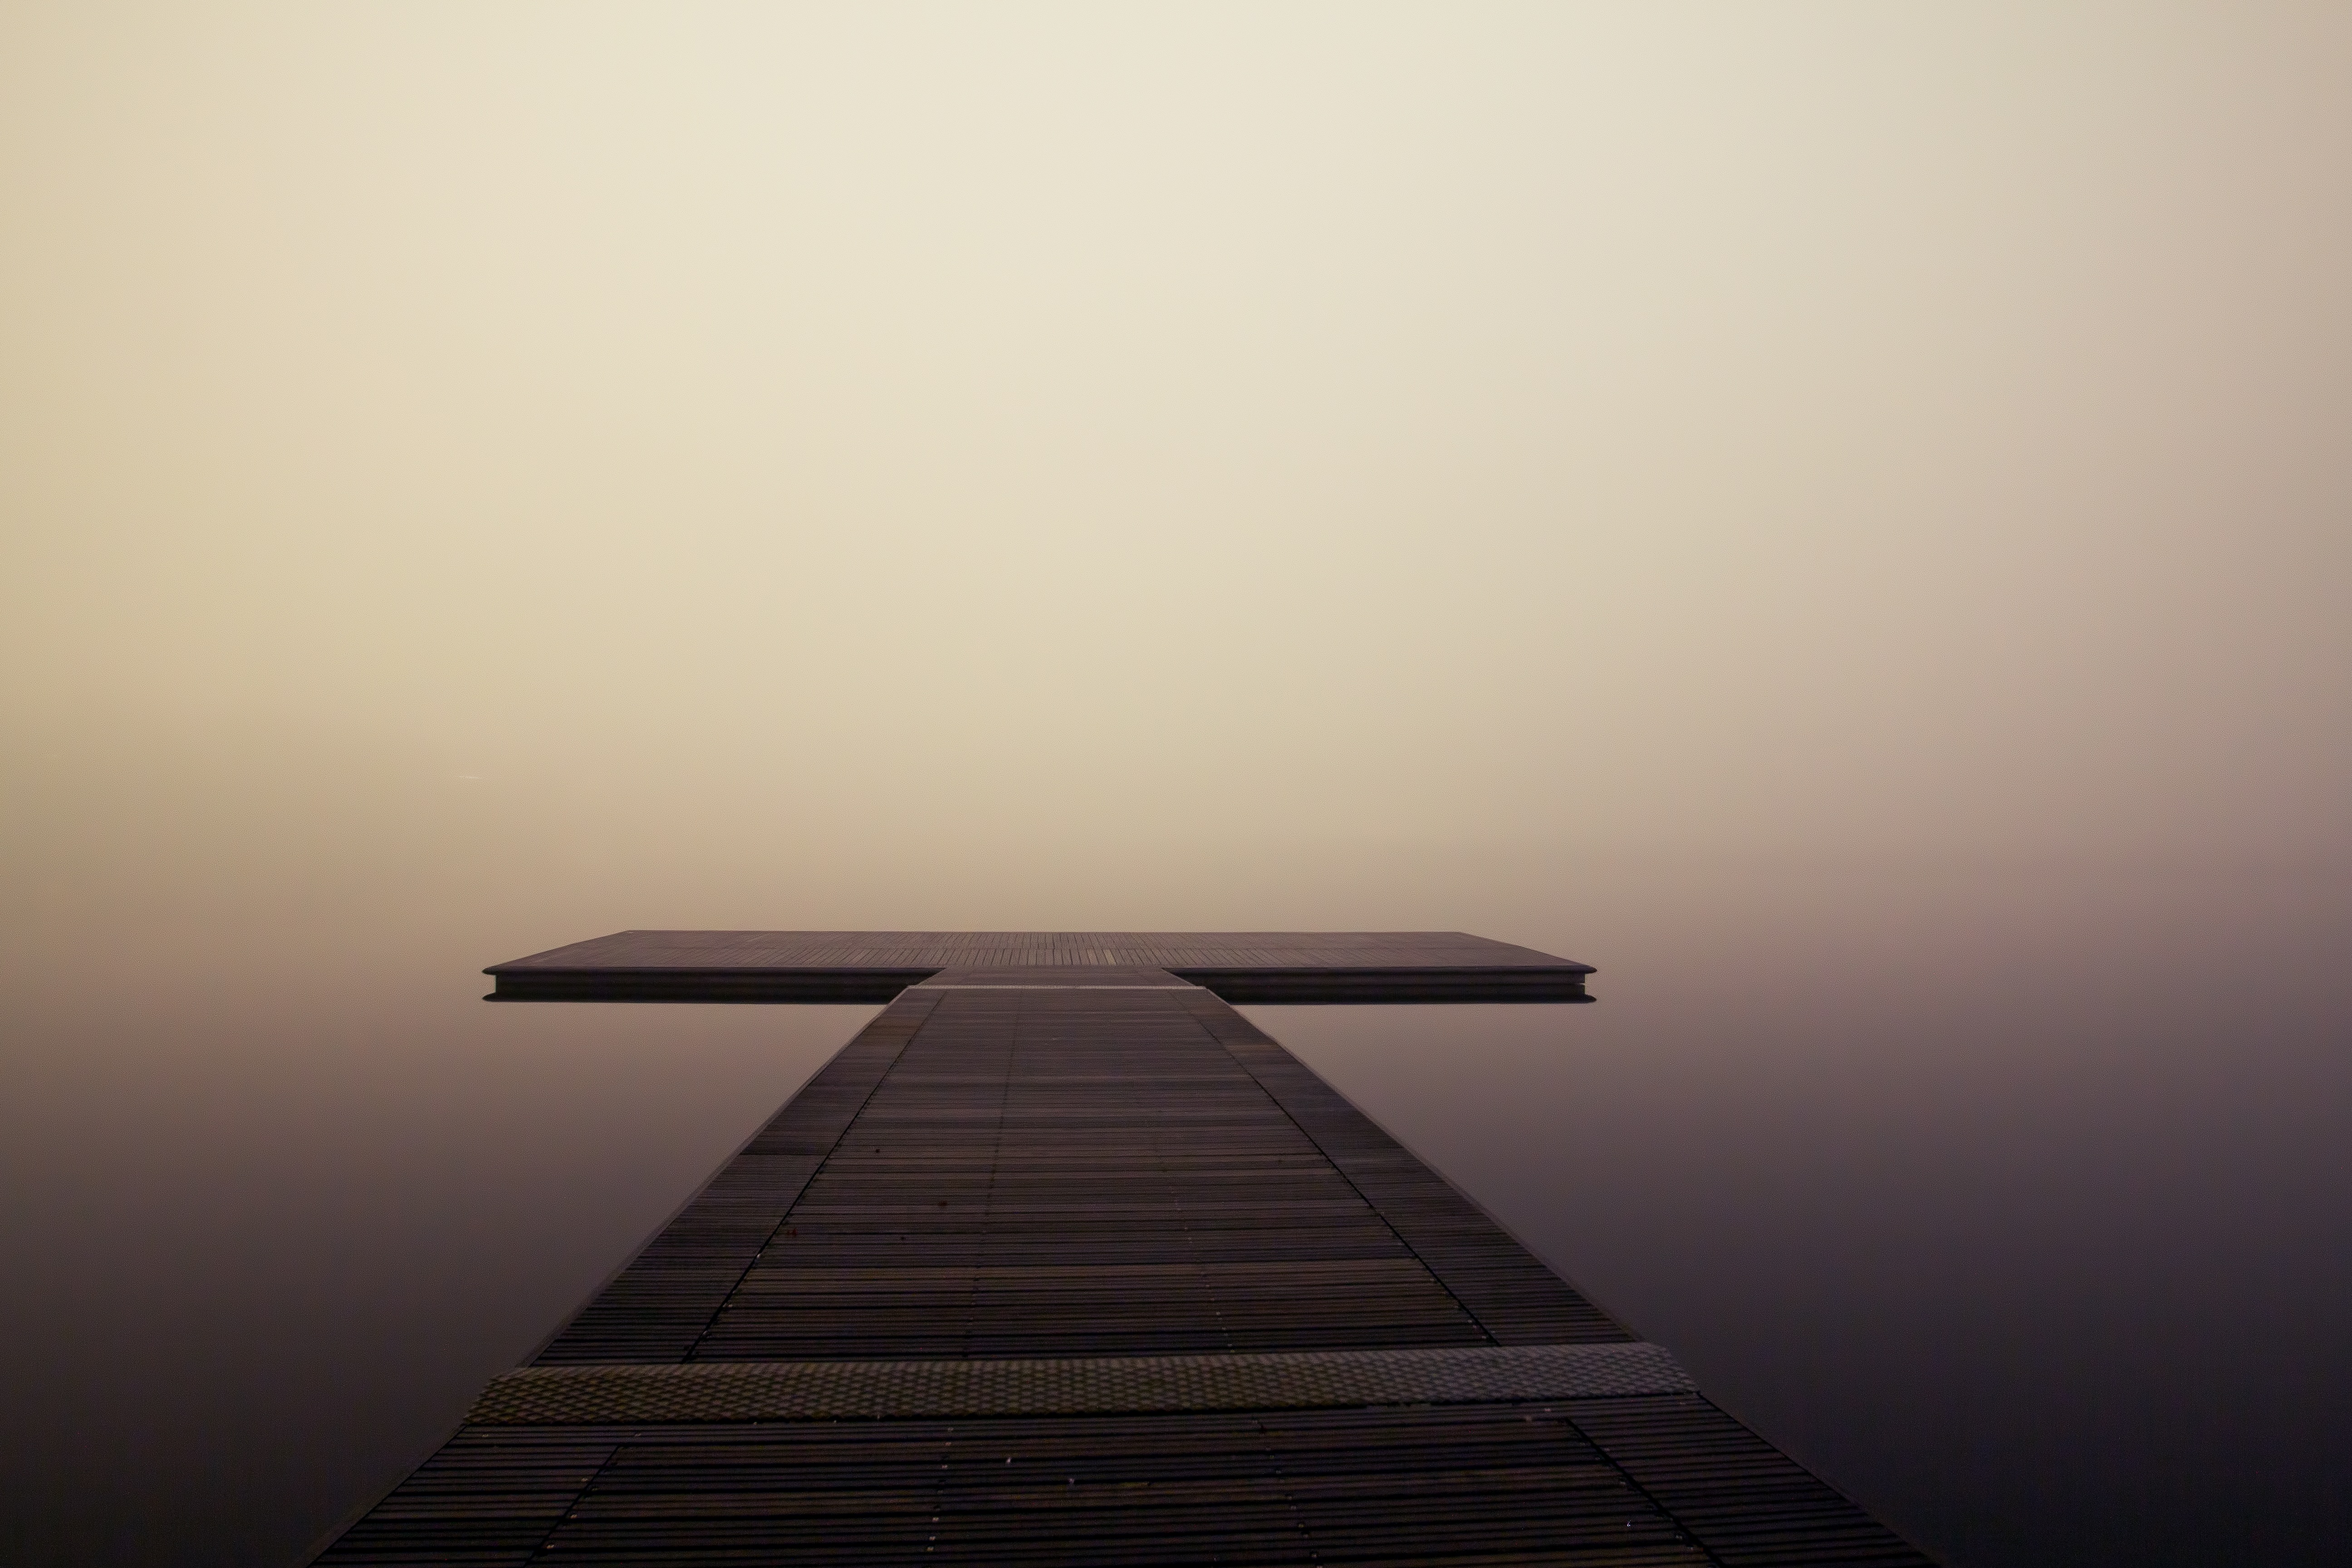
[312,933,1931,1565]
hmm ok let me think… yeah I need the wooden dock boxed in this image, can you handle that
[312,934,1931,1565]
[481,930,1598,1004]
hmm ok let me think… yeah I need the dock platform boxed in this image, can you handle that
[313,933,1929,1565]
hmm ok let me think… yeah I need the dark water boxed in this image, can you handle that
[4,861,2347,1566]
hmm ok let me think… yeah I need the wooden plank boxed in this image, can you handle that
[1565,1396,1936,1566]
[465,1344,1696,1424]
[319,1408,1721,1567]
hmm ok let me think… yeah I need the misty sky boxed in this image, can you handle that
[5,11,2352,1564]
[6,2,2346,938]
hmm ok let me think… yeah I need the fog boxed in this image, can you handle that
[3,5,2348,1564]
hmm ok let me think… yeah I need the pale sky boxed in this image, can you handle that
[5,3,2347,947]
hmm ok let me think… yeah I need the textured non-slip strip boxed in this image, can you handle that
[466,1341,1692,1425]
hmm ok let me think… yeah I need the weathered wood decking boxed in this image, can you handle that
[313,936,1931,1565]
[484,930,1596,1003]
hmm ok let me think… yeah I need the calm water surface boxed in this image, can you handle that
[4,864,2347,1566]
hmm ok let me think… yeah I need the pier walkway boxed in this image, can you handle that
[312,933,1930,1565]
